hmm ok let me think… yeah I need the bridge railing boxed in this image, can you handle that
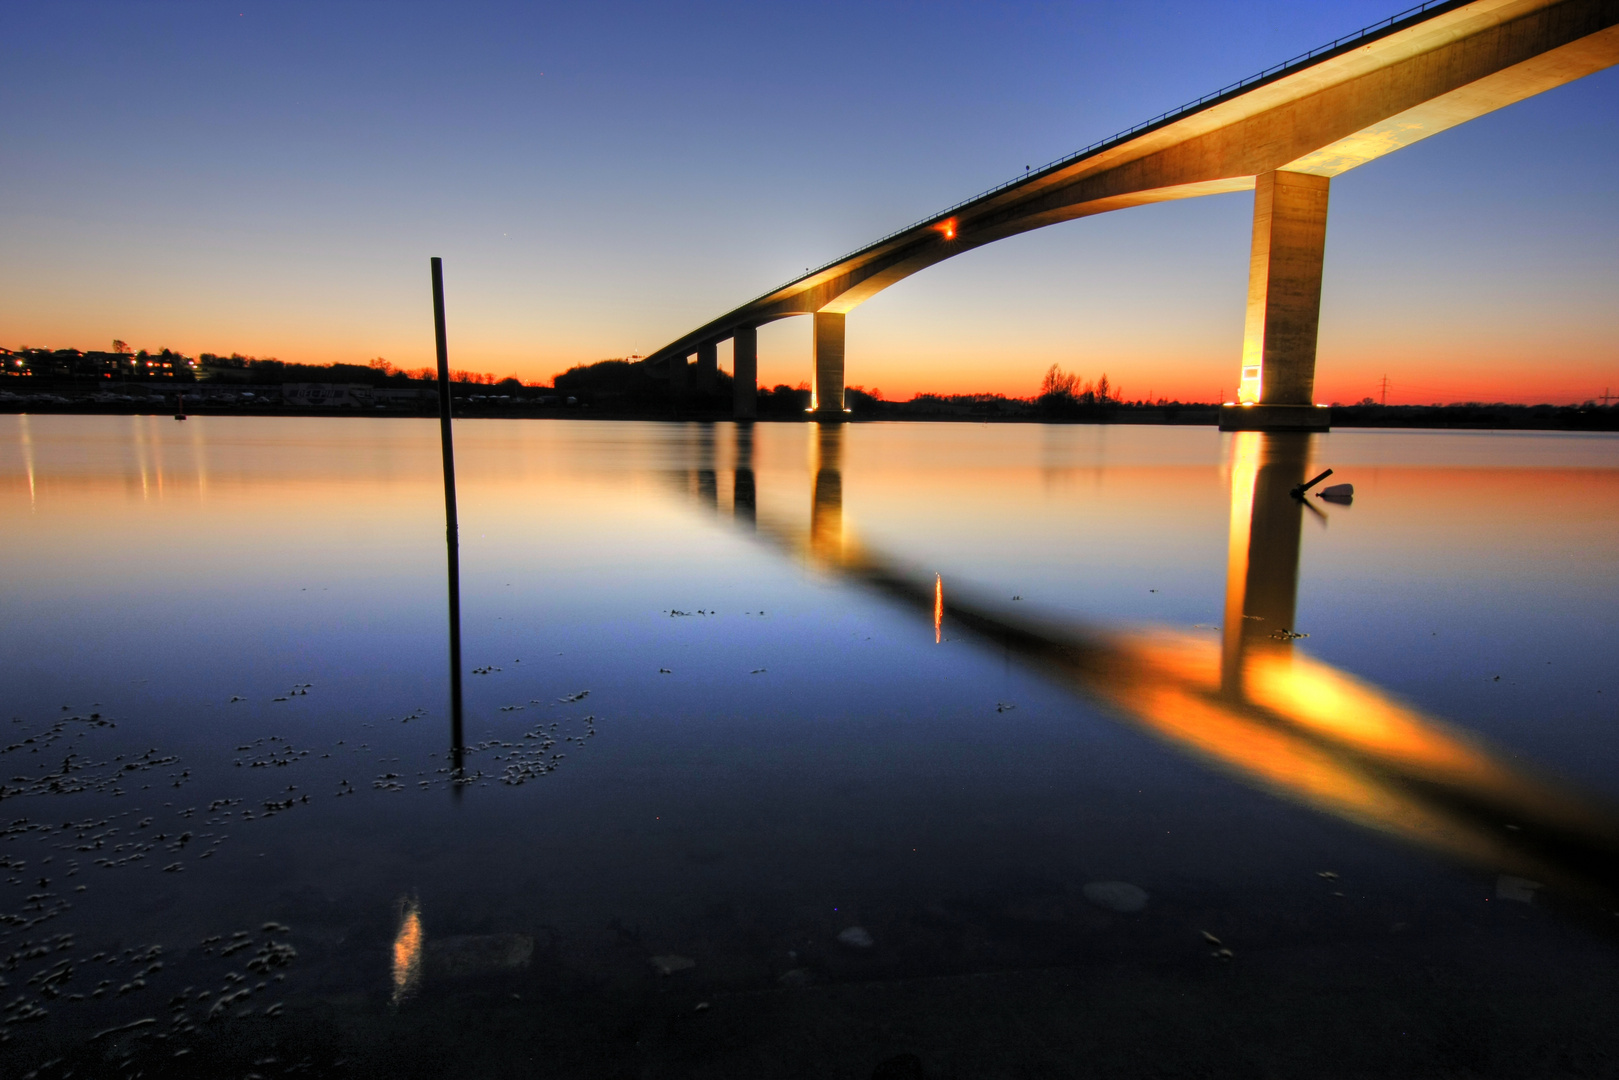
[723,0,1460,318]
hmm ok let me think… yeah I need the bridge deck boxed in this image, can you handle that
[643,0,1619,368]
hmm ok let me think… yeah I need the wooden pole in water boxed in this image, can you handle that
[430,257,465,776]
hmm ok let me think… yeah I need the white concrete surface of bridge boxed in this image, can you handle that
[641,0,1619,428]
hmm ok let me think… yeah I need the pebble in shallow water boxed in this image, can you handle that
[1082,881,1148,913]
[424,933,533,979]
[836,926,875,949]
[649,954,695,976]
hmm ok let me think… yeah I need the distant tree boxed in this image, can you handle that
[1095,374,1112,403]
[112,339,131,354]
[368,357,395,375]
[495,376,523,393]
[1039,363,1079,399]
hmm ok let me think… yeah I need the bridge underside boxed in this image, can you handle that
[643,0,1619,426]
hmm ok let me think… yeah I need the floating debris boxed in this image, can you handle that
[1317,483,1354,503]
[995,702,1017,713]
[1290,468,1333,500]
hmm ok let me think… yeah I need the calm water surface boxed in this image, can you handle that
[3,416,1618,1078]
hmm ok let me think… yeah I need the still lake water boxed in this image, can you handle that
[3,415,1619,1078]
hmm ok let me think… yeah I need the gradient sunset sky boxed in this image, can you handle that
[2,1,1615,404]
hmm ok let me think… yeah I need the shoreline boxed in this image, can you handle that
[3,399,1616,432]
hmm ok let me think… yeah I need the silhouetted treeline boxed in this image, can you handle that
[549,360,815,416]
[1,345,519,388]
[1330,402,1618,430]
[5,348,1613,429]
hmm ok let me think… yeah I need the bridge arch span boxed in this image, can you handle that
[644,0,1619,426]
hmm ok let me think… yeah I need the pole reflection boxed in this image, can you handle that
[696,423,718,511]
[707,424,1619,908]
[732,422,756,529]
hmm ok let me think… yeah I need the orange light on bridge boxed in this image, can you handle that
[934,218,957,241]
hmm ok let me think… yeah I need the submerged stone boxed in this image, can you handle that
[424,933,534,979]
[837,926,875,949]
[1082,881,1148,913]
[649,954,696,976]
[1496,875,1542,903]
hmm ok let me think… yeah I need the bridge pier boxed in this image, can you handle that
[732,326,757,420]
[695,340,717,395]
[812,311,846,417]
[1221,170,1331,432]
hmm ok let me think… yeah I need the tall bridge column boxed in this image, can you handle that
[1221,170,1331,432]
[732,326,757,420]
[812,311,846,417]
[695,340,717,395]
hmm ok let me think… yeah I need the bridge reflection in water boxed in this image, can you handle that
[692,423,1619,911]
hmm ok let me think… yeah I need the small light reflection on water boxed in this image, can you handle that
[934,573,943,644]
[392,895,423,1004]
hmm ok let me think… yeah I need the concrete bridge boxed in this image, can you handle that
[644,0,1619,429]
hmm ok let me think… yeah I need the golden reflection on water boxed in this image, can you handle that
[18,413,35,510]
[392,896,423,1004]
[810,422,844,561]
[934,574,943,644]
[729,423,1619,906]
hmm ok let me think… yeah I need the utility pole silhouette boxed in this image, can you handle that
[1380,375,1389,406]
[1603,387,1614,406]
